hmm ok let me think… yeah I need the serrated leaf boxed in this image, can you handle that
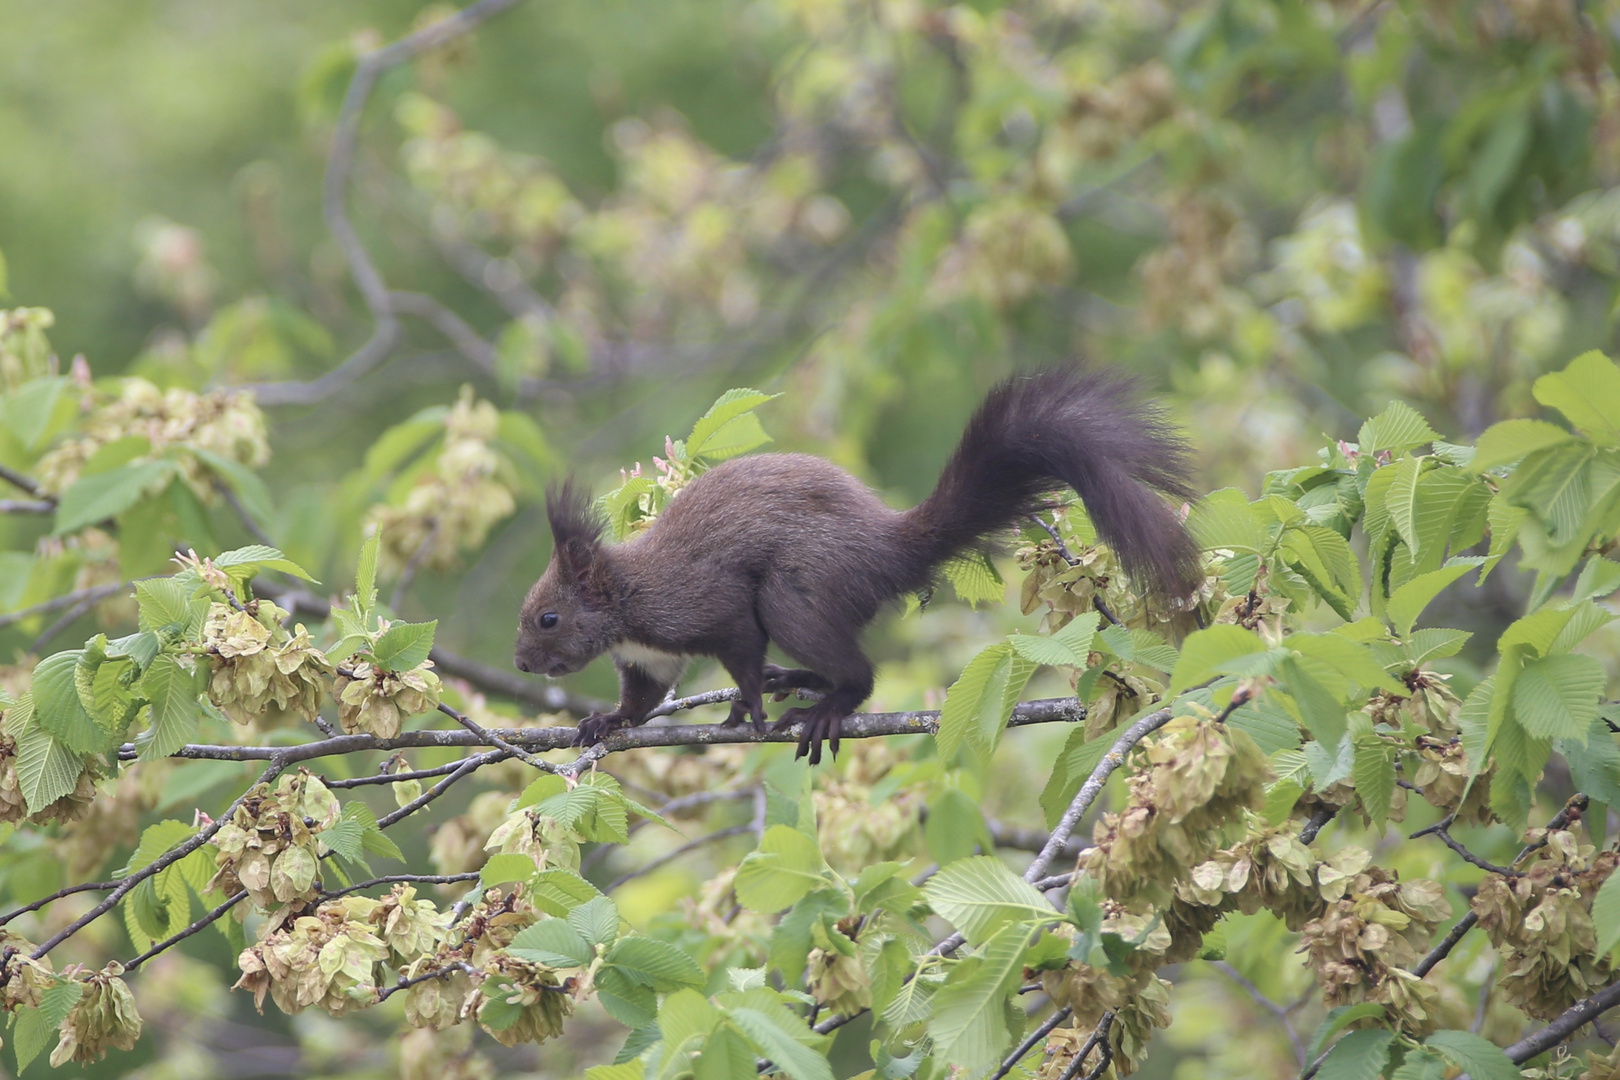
[597,966,659,1028]
[606,936,706,991]
[1422,1030,1518,1080]
[530,867,605,917]
[212,544,316,582]
[509,917,594,967]
[1316,1029,1394,1080]
[13,979,83,1071]
[937,642,1035,759]
[370,619,437,671]
[1290,633,1404,695]
[1512,653,1605,740]
[1532,350,1620,446]
[319,819,367,863]
[941,550,1005,607]
[926,922,1037,1074]
[1359,400,1439,454]
[54,459,177,534]
[356,532,380,618]
[482,853,537,888]
[1385,560,1480,637]
[695,1024,756,1080]
[30,651,111,754]
[135,655,205,761]
[1169,625,1267,693]
[734,825,828,913]
[686,389,780,461]
[1472,418,1576,472]
[135,577,207,637]
[1389,1048,1447,1080]
[569,895,621,950]
[1351,735,1396,830]
[1189,488,1267,552]
[1593,868,1620,958]
[8,695,85,814]
[728,1007,833,1080]
[921,856,1051,946]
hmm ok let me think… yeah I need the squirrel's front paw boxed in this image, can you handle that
[572,712,627,747]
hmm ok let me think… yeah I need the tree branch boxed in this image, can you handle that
[247,0,528,407]
[605,824,755,892]
[123,890,249,974]
[0,498,53,514]
[1024,708,1173,884]
[991,1005,1073,1080]
[29,761,284,960]
[1505,981,1620,1064]
[0,581,127,631]
[321,872,481,900]
[0,463,46,499]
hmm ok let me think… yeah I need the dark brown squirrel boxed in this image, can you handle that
[514,368,1201,764]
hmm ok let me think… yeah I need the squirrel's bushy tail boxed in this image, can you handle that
[902,368,1201,600]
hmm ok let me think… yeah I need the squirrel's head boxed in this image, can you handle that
[514,482,622,678]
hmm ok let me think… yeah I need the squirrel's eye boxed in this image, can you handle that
[540,612,559,630]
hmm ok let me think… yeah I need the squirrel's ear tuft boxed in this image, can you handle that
[547,479,607,589]
[546,479,605,550]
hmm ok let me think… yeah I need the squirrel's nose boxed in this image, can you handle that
[515,655,532,673]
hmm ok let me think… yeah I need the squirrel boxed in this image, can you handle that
[514,367,1201,764]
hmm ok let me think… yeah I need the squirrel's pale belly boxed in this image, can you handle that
[610,641,689,685]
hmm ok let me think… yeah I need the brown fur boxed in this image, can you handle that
[516,368,1200,763]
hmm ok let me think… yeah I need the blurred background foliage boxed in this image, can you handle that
[3,0,1620,1076]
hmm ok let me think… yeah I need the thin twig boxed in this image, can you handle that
[1411,794,1589,978]
[1057,1012,1114,1080]
[1024,708,1173,884]
[0,581,127,631]
[991,1006,1073,1080]
[218,484,276,547]
[321,872,481,899]
[248,0,528,407]
[376,752,503,830]
[377,961,487,1002]
[0,498,53,514]
[1409,813,1517,876]
[0,463,46,499]
[123,890,249,973]
[1214,961,1306,1065]
[30,761,284,960]
[0,880,121,927]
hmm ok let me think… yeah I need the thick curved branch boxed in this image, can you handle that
[248,0,527,407]
[1506,981,1620,1064]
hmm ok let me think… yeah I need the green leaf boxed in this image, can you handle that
[1305,1005,1387,1062]
[134,655,206,761]
[1290,633,1404,695]
[659,988,722,1062]
[370,619,437,671]
[356,531,381,619]
[734,825,828,912]
[941,550,1004,607]
[1593,867,1620,959]
[686,389,781,461]
[1472,418,1575,472]
[1359,400,1439,454]
[3,376,68,451]
[529,868,605,917]
[1561,720,1620,812]
[937,642,1035,760]
[12,979,84,1072]
[927,921,1037,1074]
[727,1007,832,1080]
[597,966,659,1028]
[1169,625,1267,693]
[1351,732,1396,830]
[135,577,207,637]
[508,917,594,967]
[1385,560,1480,637]
[482,853,537,888]
[1533,350,1620,446]
[1512,653,1605,741]
[921,856,1051,946]
[191,448,276,531]
[695,1025,756,1080]
[54,459,177,534]
[1389,1048,1447,1080]
[1189,488,1267,552]
[1316,1029,1394,1080]
[1573,556,1620,603]
[31,650,112,754]
[212,544,316,582]
[569,895,621,949]
[606,937,706,991]
[1422,1030,1519,1080]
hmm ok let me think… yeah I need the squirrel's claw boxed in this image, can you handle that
[773,704,842,765]
[572,712,626,747]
